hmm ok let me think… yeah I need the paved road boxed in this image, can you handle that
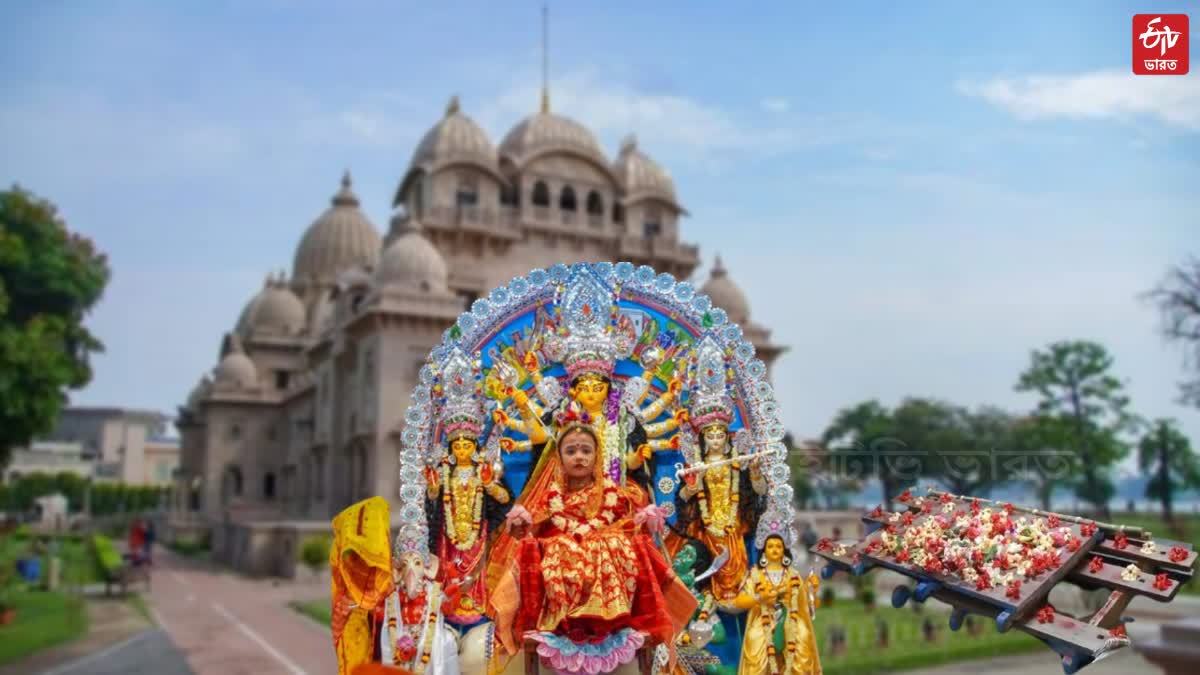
[146,549,337,675]
[42,628,193,675]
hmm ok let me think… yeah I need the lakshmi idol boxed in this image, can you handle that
[486,406,697,675]
[671,335,768,603]
[424,346,512,628]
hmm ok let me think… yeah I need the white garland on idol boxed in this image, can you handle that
[394,262,798,559]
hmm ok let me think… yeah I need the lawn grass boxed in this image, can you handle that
[815,600,1044,675]
[0,589,88,666]
[291,599,331,626]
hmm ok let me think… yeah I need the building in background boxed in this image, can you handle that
[42,407,179,485]
[173,93,785,576]
[3,441,93,483]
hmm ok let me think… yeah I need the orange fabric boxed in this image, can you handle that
[690,519,750,601]
[352,665,413,675]
[330,497,394,675]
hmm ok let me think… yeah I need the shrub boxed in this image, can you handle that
[299,535,331,574]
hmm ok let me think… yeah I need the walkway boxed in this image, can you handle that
[145,547,337,675]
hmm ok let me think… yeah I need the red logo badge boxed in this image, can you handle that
[1133,14,1189,75]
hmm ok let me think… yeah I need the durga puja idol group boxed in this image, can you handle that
[327,264,820,675]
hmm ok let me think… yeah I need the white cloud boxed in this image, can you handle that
[760,97,790,114]
[957,69,1200,131]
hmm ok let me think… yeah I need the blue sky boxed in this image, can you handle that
[2,1,1197,462]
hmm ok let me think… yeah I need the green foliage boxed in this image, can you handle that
[1138,419,1200,521]
[0,588,88,666]
[0,473,166,515]
[299,535,331,572]
[91,534,123,576]
[1143,255,1200,408]
[0,186,110,470]
[1015,340,1135,518]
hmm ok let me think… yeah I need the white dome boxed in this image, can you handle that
[613,135,678,205]
[214,342,257,388]
[499,97,608,168]
[410,97,497,173]
[236,276,306,337]
[293,172,381,284]
[700,256,751,325]
[376,217,449,292]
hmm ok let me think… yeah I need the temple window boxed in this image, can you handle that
[274,370,290,390]
[586,191,604,227]
[532,180,550,207]
[614,202,625,224]
[644,207,662,238]
[263,472,276,499]
[559,186,577,211]
[455,174,478,207]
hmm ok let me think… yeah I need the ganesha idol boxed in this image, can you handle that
[330,262,807,675]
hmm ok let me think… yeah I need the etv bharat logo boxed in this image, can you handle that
[1133,14,1189,75]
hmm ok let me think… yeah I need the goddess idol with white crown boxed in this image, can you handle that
[330,262,806,675]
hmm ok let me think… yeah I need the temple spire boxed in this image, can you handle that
[540,3,550,113]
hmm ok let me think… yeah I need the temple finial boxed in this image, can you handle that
[445,95,460,117]
[540,3,550,113]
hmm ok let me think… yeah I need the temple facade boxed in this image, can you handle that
[171,95,785,576]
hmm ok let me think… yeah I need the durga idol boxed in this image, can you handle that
[486,407,697,675]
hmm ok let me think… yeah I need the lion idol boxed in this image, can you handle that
[327,262,811,675]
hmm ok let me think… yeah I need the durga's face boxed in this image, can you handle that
[570,375,609,412]
[449,436,477,464]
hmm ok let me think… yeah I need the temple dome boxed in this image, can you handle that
[700,255,751,325]
[214,338,257,388]
[376,216,449,292]
[499,96,608,169]
[236,275,306,337]
[409,96,497,173]
[612,135,678,206]
[293,172,381,284]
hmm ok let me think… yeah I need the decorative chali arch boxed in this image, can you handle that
[393,261,797,560]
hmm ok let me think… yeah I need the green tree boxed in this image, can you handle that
[0,186,110,469]
[1138,419,1199,525]
[821,400,924,508]
[1015,340,1136,520]
[1144,255,1200,408]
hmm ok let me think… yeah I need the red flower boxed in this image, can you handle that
[1109,624,1127,638]
[1066,536,1082,553]
[1169,546,1189,563]
[1088,556,1105,574]
[1153,573,1173,592]
[921,501,933,514]
[1047,514,1061,529]
[896,549,911,563]
[975,571,992,591]
[924,558,943,574]
[1002,502,1015,514]
[940,493,953,504]
[1113,533,1129,550]
[902,512,915,526]
[1050,531,1067,548]
[870,505,884,519]
[971,550,984,565]
[1036,605,1055,624]
[970,499,981,515]
[898,489,913,503]
[865,540,883,555]
[816,538,833,552]
[1006,580,1022,600]
[1080,521,1097,537]
[885,524,898,535]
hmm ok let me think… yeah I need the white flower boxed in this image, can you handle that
[913,549,929,567]
[1121,564,1142,582]
[1017,561,1032,577]
[1008,542,1023,554]
[1039,535,1055,550]
[890,511,901,523]
[1141,540,1158,555]
[549,496,565,512]
[942,503,956,514]
[833,545,847,557]
[955,517,971,529]
[914,497,926,507]
[994,572,1012,586]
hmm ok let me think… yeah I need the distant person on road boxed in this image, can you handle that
[143,519,157,564]
[801,522,818,563]
[128,518,146,563]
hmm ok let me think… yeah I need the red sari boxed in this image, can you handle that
[488,473,696,662]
